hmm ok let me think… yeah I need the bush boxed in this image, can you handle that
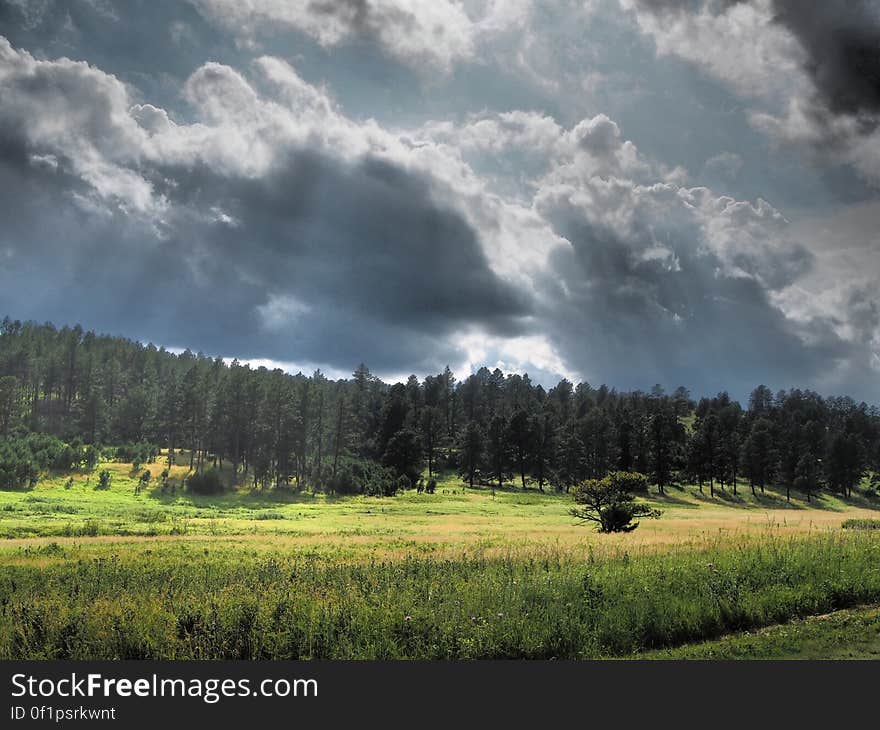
[136,470,151,494]
[842,518,880,530]
[0,432,85,488]
[186,469,225,495]
[83,445,100,472]
[51,443,81,472]
[95,470,112,490]
[327,458,400,496]
[0,439,39,489]
[425,478,437,494]
[114,442,159,465]
[328,465,359,495]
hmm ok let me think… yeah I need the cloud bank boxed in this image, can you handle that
[0,0,878,400]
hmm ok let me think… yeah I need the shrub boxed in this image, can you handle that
[361,462,399,497]
[328,465,359,495]
[114,442,159,465]
[51,443,81,472]
[136,470,151,495]
[186,469,224,495]
[842,518,880,530]
[95,470,112,490]
[0,442,38,489]
[327,458,400,496]
[83,445,100,472]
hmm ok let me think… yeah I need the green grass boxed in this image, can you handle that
[2,458,880,659]
[646,604,880,659]
[2,532,880,659]
[1,459,877,550]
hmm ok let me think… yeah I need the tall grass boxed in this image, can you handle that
[842,518,880,530]
[1,531,878,659]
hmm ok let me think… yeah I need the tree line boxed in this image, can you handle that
[1,318,878,500]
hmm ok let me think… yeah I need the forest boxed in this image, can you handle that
[1,317,877,502]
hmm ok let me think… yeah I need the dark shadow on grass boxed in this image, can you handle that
[648,492,700,508]
[836,489,880,512]
[752,491,799,509]
[688,487,808,510]
[713,490,748,506]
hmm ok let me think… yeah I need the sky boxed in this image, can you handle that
[0,0,878,401]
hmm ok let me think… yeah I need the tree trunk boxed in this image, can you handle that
[332,400,344,479]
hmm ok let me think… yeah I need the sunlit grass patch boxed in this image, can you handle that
[2,531,880,659]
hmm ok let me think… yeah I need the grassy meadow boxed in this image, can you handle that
[1,452,880,659]
[647,604,880,659]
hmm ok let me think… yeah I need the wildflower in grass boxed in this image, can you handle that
[497,612,504,619]
[404,615,412,622]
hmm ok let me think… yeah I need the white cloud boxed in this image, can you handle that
[454,329,581,384]
[189,0,527,74]
[620,0,880,184]
[774,200,880,360]
[2,23,875,394]
[704,151,743,179]
[619,0,803,102]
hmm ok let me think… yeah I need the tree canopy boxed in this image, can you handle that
[1,317,878,502]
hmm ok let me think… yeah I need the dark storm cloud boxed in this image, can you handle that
[770,0,880,120]
[536,201,855,397]
[1,3,879,399]
[0,142,527,373]
[630,0,880,121]
[0,37,528,374]
[0,159,528,373]
[153,148,531,346]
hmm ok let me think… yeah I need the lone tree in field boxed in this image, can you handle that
[570,471,660,533]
